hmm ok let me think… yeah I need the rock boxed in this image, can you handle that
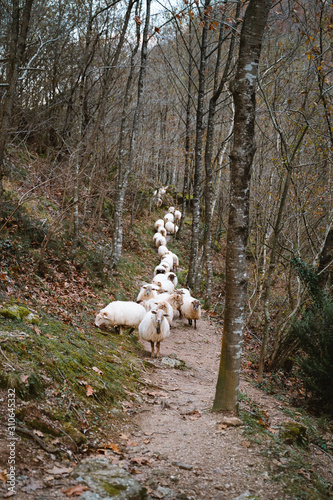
[0,304,39,324]
[218,417,243,427]
[62,422,87,445]
[71,457,149,499]
[279,421,309,446]
[232,492,257,499]
[171,461,193,471]
[161,356,186,369]
[155,486,174,498]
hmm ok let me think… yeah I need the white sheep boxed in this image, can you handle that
[153,233,166,248]
[154,291,184,315]
[154,219,164,230]
[164,213,174,224]
[152,273,168,285]
[167,251,179,270]
[165,271,178,287]
[180,297,201,329]
[161,253,174,271]
[136,284,158,302]
[95,301,146,334]
[157,245,169,258]
[141,299,174,327]
[168,206,175,214]
[154,264,168,276]
[165,221,176,234]
[154,279,174,294]
[174,209,181,224]
[139,309,170,358]
[157,226,167,237]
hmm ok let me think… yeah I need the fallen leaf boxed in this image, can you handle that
[0,470,8,482]
[20,374,29,386]
[33,430,44,437]
[130,456,152,466]
[62,484,90,497]
[86,385,95,397]
[119,433,129,440]
[32,325,42,335]
[241,441,251,448]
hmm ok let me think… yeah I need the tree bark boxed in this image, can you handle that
[187,0,211,293]
[213,0,272,413]
[0,0,34,210]
[111,0,151,269]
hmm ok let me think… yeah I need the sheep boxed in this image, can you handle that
[165,221,176,234]
[165,271,178,287]
[180,297,201,329]
[154,291,184,315]
[157,226,167,237]
[174,209,181,224]
[154,264,167,276]
[140,299,174,327]
[168,206,175,214]
[167,251,179,270]
[157,245,169,258]
[154,219,164,230]
[164,213,174,224]
[95,301,146,334]
[154,279,174,294]
[139,309,170,358]
[152,273,168,285]
[158,185,168,196]
[161,253,174,271]
[153,233,166,248]
[136,284,158,302]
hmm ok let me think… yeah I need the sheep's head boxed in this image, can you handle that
[192,300,201,311]
[152,309,168,334]
[168,273,176,282]
[95,311,109,328]
[171,292,184,310]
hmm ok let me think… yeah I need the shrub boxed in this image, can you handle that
[290,299,333,412]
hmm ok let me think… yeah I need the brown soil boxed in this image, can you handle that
[0,311,332,499]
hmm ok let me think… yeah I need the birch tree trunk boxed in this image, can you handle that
[213,0,272,413]
[187,0,211,292]
[111,0,151,269]
[202,4,239,307]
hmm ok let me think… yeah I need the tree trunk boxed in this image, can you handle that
[111,0,151,269]
[177,20,193,239]
[213,0,272,413]
[202,4,239,307]
[187,0,211,292]
[0,0,34,210]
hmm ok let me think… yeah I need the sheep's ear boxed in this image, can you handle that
[137,300,142,303]
[152,310,157,315]
[102,312,108,318]
[164,313,169,317]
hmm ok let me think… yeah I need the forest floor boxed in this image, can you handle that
[0,310,332,499]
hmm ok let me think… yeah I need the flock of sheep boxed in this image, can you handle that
[94,201,202,358]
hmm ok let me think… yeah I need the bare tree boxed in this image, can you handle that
[213,0,272,413]
[0,0,34,210]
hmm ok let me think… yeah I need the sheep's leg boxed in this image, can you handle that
[194,319,197,329]
[179,310,182,319]
[128,327,134,335]
[188,319,192,326]
[156,342,160,358]
[150,341,155,358]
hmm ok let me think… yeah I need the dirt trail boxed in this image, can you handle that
[1,311,331,499]
[120,311,290,499]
